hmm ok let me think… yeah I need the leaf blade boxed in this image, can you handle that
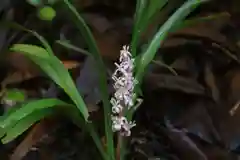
[137,0,209,81]
[10,44,90,121]
[1,108,53,144]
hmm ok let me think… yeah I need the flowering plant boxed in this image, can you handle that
[0,0,208,159]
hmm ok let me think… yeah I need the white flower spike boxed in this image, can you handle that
[110,45,138,136]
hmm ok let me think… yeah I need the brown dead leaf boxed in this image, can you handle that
[2,72,35,88]
[204,62,220,103]
[3,52,81,87]
[162,12,230,48]
[172,100,221,143]
[7,52,39,76]
[164,120,208,160]
[61,60,81,69]
[82,13,130,60]
[145,73,206,95]
[86,103,99,112]
[10,117,59,160]
[169,54,198,78]
[225,68,240,107]
[201,145,240,160]
[206,68,240,150]
[170,56,193,71]
[229,100,240,116]
[92,30,123,60]
[140,11,230,49]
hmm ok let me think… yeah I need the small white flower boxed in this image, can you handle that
[111,45,138,136]
[112,116,128,132]
[120,45,131,62]
[112,122,122,132]
[112,104,123,114]
[114,87,128,101]
[120,121,136,137]
[112,76,126,89]
[111,116,121,132]
[110,97,119,106]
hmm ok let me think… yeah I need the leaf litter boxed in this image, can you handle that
[2,0,240,160]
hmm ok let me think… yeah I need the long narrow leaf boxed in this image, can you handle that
[4,21,106,159]
[0,98,72,130]
[9,44,50,58]
[170,12,229,33]
[147,0,168,20]
[62,0,99,56]
[131,0,148,57]
[56,40,91,56]
[126,0,209,143]
[1,108,53,144]
[8,22,107,159]
[62,0,114,158]
[3,22,54,56]
[131,0,168,57]
[10,44,90,121]
[137,0,209,81]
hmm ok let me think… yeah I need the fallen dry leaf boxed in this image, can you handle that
[172,100,221,144]
[10,117,59,160]
[145,73,206,96]
[206,68,240,150]
[164,120,208,160]
[3,52,81,87]
[204,62,220,103]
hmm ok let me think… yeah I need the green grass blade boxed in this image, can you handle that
[56,40,91,56]
[170,12,229,32]
[62,0,99,56]
[137,0,209,81]
[86,123,109,160]
[1,108,53,144]
[62,1,114,158]
[4,20,107,159]
[0,98,72,130]
[9,44,50,58]
[10,43,107,159]
[10,44,89,121]
[131,0,168,57]
[152,60,178,76]
[146,0,168,20]
[3,22,54,56]
[131,0,148,56]
[4,89,26,102]
[0,98,74,143]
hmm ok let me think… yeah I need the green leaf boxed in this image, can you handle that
[62,0,100,57]
[3,22,106,159]
[62,1,114,158]
[171,12,230,32]
[127,0,208,155]
[10,44,50,58]
[26,0,42,6]
[137,0,209,81]
[1,22,54,56]
[4,89,26,102]
[146,0,168,20]
[131,0,148,57]
[1,108,53,144]
[152,60,178,76]
[38,6,56,21]
[0,99,71,131]
[131,0,168,57]
[10,44,89,121]
[56,40,91,56]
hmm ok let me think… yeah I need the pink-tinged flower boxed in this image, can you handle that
[111,45,138,136]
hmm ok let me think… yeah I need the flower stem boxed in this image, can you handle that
[116,133,121,160]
